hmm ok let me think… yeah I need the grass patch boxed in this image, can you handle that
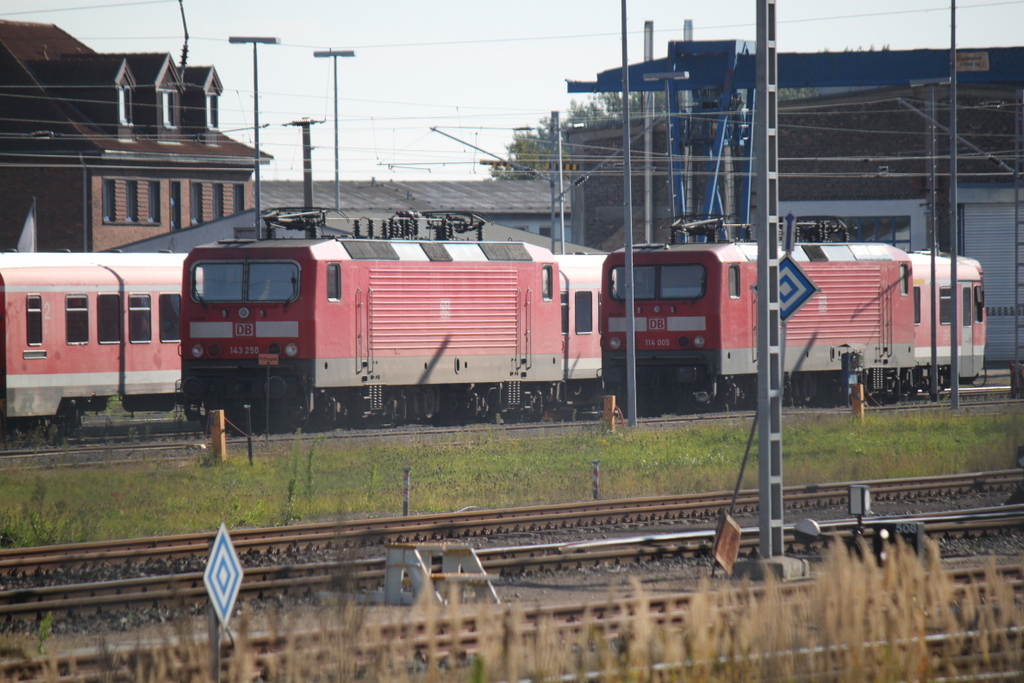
[0,409,1019,545]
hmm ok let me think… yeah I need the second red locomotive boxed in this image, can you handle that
[601,241,985,416]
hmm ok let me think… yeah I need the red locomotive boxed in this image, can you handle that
[600,238,986,416]
[0,252,184,432]
[179,237,604,432]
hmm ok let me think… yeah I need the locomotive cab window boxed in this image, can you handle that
[98,294,121,343]
[913,287,921,325]
[66,295,89,344]
[26,295,42,346]
[610,264,704,301]
[248,262,299,302]
[542,265,553,301]
[962,287,972,327]
[327,263,341,301]
[561,292,569,334]
[900,264,910,295]
[974,285,984,323]
[192,261,299,303]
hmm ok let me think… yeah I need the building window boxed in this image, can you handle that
[233,183,245,214]
[327,263,340,300]
[148,181,161,223]
[207,95,219,129]
[191,182,204,225]
[161,90,176,128]
[97,293,121,343]
[26,295,42,345]
[66,295,89,344]
[129,294,151,342]
[159,294,181,342]
[575,290,593,333]
[213,184,224,219]
[125,180,138,222]
[102,179,116,221]
[118,85,132,125]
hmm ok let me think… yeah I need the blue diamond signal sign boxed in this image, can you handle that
[204,523,244,626]
[778,256,819,321]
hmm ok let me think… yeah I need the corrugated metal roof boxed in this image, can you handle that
[262,179,569,215]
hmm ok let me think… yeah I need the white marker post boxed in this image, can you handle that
[204,523,244,682]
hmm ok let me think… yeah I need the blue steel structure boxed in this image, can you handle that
[567,43,1024,222]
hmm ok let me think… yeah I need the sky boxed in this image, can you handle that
[1,0,1021,183]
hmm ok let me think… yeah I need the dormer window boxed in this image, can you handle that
[161,90,177,128]
[117,85,132,125]
[206,94,219,130]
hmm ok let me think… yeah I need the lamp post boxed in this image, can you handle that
[313,49,355,212]
[229,36,279,239]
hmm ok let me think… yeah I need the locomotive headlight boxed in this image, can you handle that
[284,342,299,357]
[694,335,706,348]
[238,307,250,319]
[191,343,204,358]
[609,336,622,350]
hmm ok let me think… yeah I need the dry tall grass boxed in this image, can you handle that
[18,540,1023,682]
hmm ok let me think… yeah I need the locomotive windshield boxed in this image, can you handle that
[192,261,300,303]
[610,264,705,301]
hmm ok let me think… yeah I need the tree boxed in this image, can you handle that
[490,93,660,180]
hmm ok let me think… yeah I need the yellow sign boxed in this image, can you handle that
[956,51,990,72]
[258,353,279,366]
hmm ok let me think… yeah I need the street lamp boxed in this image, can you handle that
[229,36,279,239]
[313,49,355,212]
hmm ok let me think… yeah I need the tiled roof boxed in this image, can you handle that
[25,56,127,86]
[0,21,92,61]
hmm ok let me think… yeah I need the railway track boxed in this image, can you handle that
[2,530,1022,683]
[0,470,1020,625]
[0,468,1019,573]
[1,392,1019,466]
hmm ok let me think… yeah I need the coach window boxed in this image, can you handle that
[159,294,181,342]
[66,295,89,344]
[939,287,951,324]
[575,291,593,334]
[129,295,152,343]
[98,294,121,343]
[913,287,921,325]
[962,287,972,328]
[900,264,910,295]
[660,264,705,299]
[248,262,299,302]
[542,265,553,301]
[974,286,984,323]
[728,264,740,299]
[561,292,569,334]
[26,295,42,345]
[327,263,341,301]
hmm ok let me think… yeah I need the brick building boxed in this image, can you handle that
[0,20,257,252]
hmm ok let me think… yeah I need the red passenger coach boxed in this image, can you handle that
[180,238,604,431]
[0,253,184,432]
[601,242,927,416]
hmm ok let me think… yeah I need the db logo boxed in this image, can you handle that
[648,318,667,330]
[234,322,255,337]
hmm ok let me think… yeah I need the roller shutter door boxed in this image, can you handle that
[963,203,1016,363]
